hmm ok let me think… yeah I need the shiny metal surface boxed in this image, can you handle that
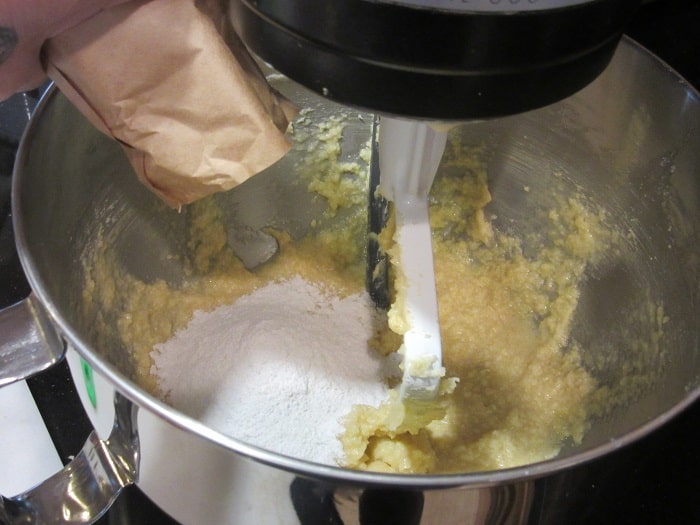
[1,37,699,523]
[0,295,64,388]
[0,393,137,525]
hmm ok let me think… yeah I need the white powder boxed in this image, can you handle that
[150,275,396,465]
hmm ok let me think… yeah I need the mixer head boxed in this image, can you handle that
[229,0,641,120]
[229,0,641,402]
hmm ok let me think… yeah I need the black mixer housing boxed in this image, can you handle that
[229,0,641,119]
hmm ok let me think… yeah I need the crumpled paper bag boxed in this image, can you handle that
[43,0,296,208]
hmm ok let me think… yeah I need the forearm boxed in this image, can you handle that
[0,0,132,100]
[0,25,18,67]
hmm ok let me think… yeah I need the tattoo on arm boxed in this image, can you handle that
[0,26,18,65]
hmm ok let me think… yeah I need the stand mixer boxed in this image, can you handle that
[229,0,641,400]
[229,0,640,120]
[4,3,700,523]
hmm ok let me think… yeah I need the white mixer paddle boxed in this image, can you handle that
[378,117,447,401]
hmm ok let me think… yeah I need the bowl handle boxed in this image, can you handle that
[0,392,139,525]
[0,295,65,388]
[0,297,140,524]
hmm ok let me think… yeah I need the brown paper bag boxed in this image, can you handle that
[43,0,296,208]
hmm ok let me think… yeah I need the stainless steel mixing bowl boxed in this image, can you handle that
[1,37,699,525]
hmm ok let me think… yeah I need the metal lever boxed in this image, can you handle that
[0,296,64,388]
[0,295,139,524]
[0,392,139,525]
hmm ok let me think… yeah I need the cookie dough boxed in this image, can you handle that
[81,113,653,474]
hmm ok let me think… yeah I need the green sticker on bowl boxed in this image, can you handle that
[80,358,97,409]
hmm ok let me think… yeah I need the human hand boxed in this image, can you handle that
[0,0,132,100]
